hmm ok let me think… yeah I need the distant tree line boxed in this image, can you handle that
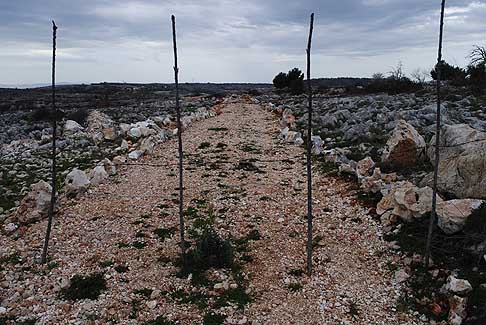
[366,61,424,95]
[272,46,486,96]
[430,45,486,94]
[273,63,423,96]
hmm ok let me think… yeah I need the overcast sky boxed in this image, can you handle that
[1,0,485,85]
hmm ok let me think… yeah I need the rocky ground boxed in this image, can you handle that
[0,85,220,219]
[256,86,486,325]
[0,83,272,218]
[1,83,485,324]
[0,96,428,324]
[257,88,486,156]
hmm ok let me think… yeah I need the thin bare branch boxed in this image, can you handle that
[469,45,486,66]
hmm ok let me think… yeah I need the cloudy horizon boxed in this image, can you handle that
[1,0,485,86]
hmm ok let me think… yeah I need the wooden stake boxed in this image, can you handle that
[41,21,58,264]
[424,0,446,270]
[306,13,315,275]
[171,15,186,260]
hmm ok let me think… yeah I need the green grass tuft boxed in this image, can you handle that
[203,312,226,325]
[288,269,304,277]
[132,241,147,249]
[114,265,129,273]
[198,142,211,149]
[99,260,114,268]
[287,283,303,292]
[134,288,153,298]
[154,227,176,240]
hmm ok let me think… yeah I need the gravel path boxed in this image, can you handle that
[0,97,423,324]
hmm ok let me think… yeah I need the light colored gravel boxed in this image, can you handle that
[0,96,424,324]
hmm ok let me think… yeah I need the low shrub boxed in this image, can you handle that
[431,61,467,86]
[61,273,107,300]
[30,107,53,122]
[66,108,89,126]
[364,77,422,95]
[467,63,486,95]
[176,227,233,284]
[191,228,233,269]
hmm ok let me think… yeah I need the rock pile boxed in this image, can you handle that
[444,276,473,325]
[258,92,486,149]
[1,99,220,232]
[265,99,485,232]
[265,104,305,145]
[86,111,116,143]
[260,92,485,325]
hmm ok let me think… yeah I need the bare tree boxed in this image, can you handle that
[424,0,446,270]
[306,12,315,275]
[171,15,186,261]
[41,21,58,264]
[469,45,486,66]
[372,72,385,80]
[389,61,405,80]
[411,68,428,84]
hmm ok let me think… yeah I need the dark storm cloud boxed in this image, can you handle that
[248,0,486,55]
[1,0,485,84]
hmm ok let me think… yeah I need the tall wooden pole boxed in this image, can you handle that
[424,0,446,269]
[41,21,58,264]
[306,13,315,275]
[171,15,185,261]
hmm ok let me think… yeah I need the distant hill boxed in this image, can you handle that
[0,82,77,89]
[0,82,274,113]
[311,78,373,88]
[0,79,374,93]
[0,82,272,91]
